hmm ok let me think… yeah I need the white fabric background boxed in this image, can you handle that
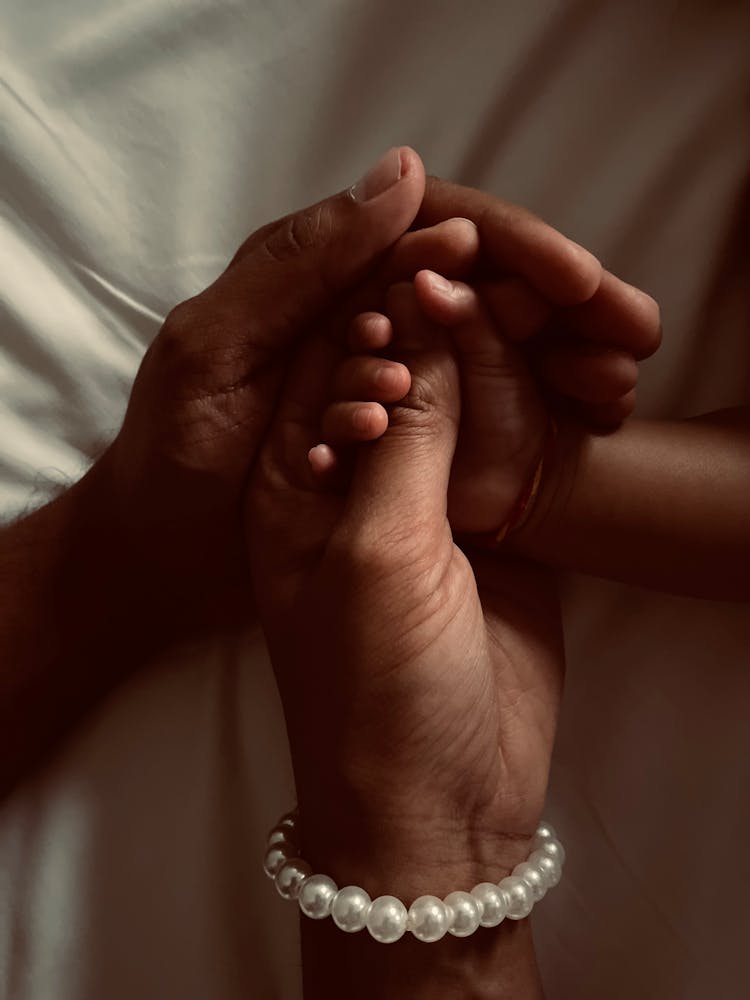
[1,1,749,997]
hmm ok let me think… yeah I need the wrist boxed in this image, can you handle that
[289,795,545,999]
[294,787,534,901]
[505,415,586,559]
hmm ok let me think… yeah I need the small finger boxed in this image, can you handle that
[333,355,411,402]
[320,400,389,444]
[327,218,481,348]
[347,311,393,352]
[412,273,513,366]
[386,281,445,351]
[383,217,480,284]
[413,270,480,326]
[307,442,357,495]
[308,443,339,476]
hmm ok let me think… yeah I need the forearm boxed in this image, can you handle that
[0,455,165,796]
[513,407,750,600]
[297,797,544,999]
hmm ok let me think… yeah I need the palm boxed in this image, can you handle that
[467,549,564,827]
[295,536,564,834]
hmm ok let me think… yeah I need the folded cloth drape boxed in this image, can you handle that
[1,2,749,997]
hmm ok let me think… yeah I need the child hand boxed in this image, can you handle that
[311,278,542,534]
[311,270,639,538]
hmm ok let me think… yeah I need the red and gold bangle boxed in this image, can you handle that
[494,418,558,544]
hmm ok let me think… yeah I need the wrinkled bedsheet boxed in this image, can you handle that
[2,2,749,997]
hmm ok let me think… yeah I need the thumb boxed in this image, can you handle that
[207,146,426,352]
[341,282,460,546]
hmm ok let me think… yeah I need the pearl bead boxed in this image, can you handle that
[274,858,312,900]
[471,882,507,927]
[538,837,565,866]
[299,875,338,919]
[263,840,296,878]
[512,862,546,903]
[444,890,481,937]
[408,895,450,943]
[268,825,297,849]
[367,895,408,944]
[498,875,534,920]
[529,850,562,889]
[279,808,298,826]
[332,885,372,933]
[535,821,557,842]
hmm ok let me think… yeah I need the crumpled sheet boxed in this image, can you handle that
[1,1,749,997]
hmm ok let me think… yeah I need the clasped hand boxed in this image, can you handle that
[103,146,659,889]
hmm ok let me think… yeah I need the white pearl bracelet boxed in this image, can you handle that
[263,809,565,944]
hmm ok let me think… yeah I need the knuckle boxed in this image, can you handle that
[155,297,263,403]
[159,295,235,363]
[377,368,458,444]
[158,303,201,361]
[156,300,205,372]
[261,204,333,264]
[162,297,198,341]
[394,371,446,423]
[400,377,434,417]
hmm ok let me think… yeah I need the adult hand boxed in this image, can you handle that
[415,176,662,427]
[98,147,427,628]
[247,298,563,872]
[247,287,562,995]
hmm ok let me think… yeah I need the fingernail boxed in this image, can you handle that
[349,147,403,202]
[353,405,376,432]
[374,364,398,390]
[427,271,454,296]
